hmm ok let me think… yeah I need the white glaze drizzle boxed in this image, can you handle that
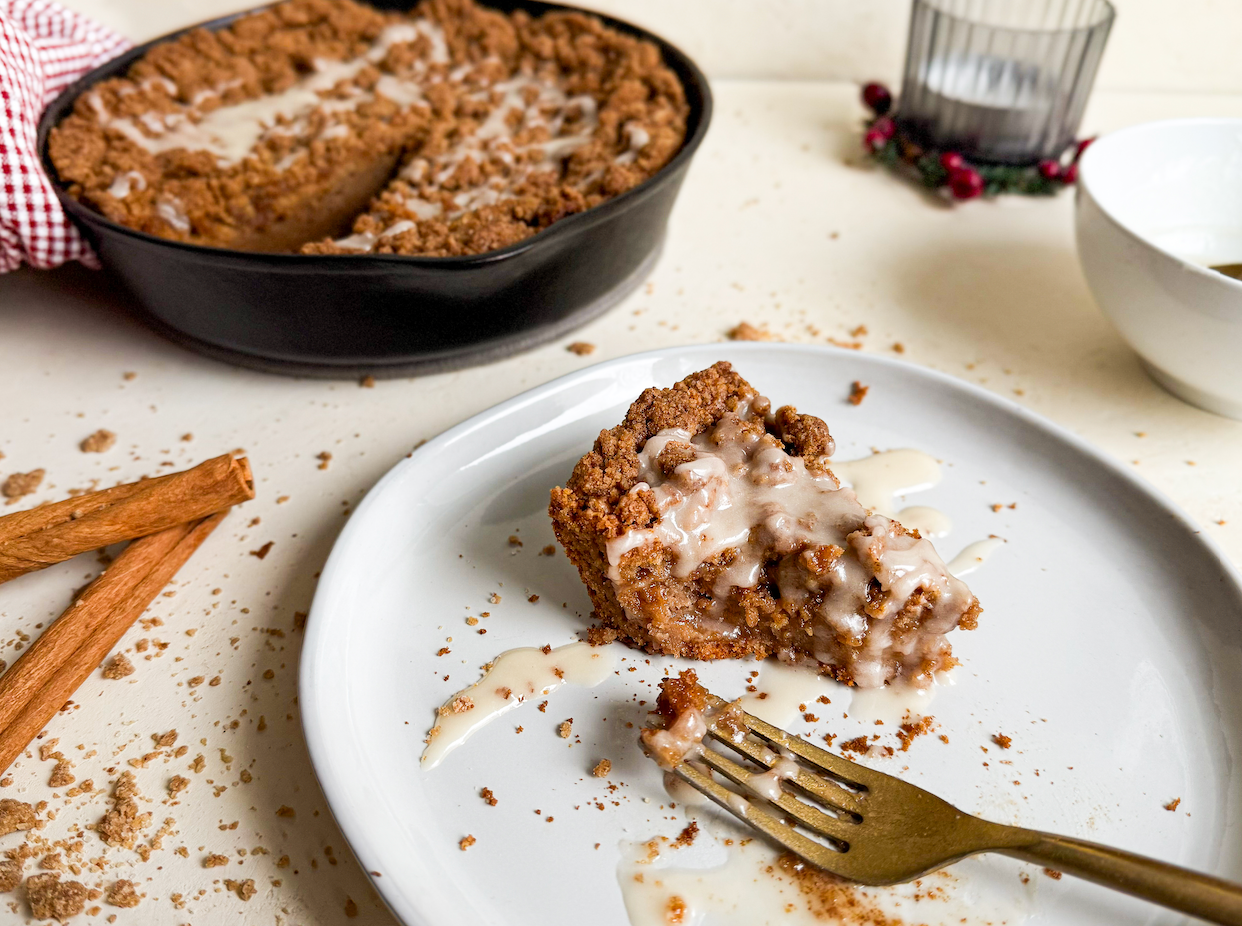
[897,504,953,537]
[106,170,146,199]
[90,22,443,168]
[947,537,1005,577]
[830,448,942,517]
[616,826,1033,926]
[737,660,841,728]
[420,642,615,769]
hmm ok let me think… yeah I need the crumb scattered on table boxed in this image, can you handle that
[2,469,44,503]
[360,375,376,388]
[848,381,869,405]
[224,878,256,901]
[459,835,476,851]
[1164,797,1182,812]
[80,429,116,453]
[558,720,573,739]
[480,788,497,806]
[105,879,141,908]
[0,799,35,836]
[592,759,611,778]
[727,321,777,342]
[316,452,332,470]
[26,873,88,920]
[992,733,1012,749]
[567,342,596,356]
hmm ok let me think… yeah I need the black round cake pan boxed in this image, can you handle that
[37,0,711,379]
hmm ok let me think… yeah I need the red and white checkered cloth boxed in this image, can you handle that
[0,0,128,272]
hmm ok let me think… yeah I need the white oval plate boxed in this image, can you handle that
[300,344,1242,926]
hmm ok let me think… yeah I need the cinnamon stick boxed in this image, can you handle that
[0,454,251,585]
[0,513,225,775]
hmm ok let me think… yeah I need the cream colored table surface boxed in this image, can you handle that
[4,71,1242,926]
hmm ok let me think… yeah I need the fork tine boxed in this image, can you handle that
[695,746,858,846]
[705,728,864,819]
[715,699,890,791]
[673,761,846,871]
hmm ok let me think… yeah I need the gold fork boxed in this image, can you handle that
[663,691,1242,926]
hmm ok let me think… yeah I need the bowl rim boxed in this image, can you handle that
[36,0,712,268]
[1076,116,1242,293]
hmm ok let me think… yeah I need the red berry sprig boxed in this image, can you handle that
[859,81,1093,201]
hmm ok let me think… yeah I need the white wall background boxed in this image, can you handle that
[61,0,1242,93]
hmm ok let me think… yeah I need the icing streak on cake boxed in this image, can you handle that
[605,396,977,688]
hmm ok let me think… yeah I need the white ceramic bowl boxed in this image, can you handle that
[1075,117,1242,419]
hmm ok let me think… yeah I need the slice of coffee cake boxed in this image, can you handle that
[548,362,980,688]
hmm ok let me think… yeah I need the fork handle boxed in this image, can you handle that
[997,831,1242,926]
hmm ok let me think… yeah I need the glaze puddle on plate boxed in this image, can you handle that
[301,344,1242,926]
[421,642,616,769]
[618,815,1036,926]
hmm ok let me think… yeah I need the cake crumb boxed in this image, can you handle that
[528,594,539,603]
[345,896,359,917]
[459,835,476,851]
[992,733,1012,749]
[848,381,869,405]
[26,873,88,920]
[275,805,295,818]
[2,469,44,503]
[892,342,906,353]
[224,878,256,901]
[0,859,21,892]
[105,879,141,908]
[204,855,228,871]
[896,714,936,752]
[316,452,332,470]
[592,759,611,778]
[567,342,596,356]
[540,545,556,556]
[1164,797,1181,812]
[360,375,376,388]
[80,430,116,453]
[673,821,699,847]
[98,772,150,849]
[250,541,274,560]
[558,720,573,739]
[727,321,777,342]
[1042,868,1062,880]
[102,654,133,683]
[489,593,501,604]
[167,776,190,799]
[508,535,523,546]
[0,799,36,836]
[48,760,74,788]
[449,697,474,715]
[480,788,497,806]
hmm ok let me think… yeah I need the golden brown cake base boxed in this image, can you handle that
[549,362,981,688]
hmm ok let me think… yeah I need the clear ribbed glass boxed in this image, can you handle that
[897,0,1115,165]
